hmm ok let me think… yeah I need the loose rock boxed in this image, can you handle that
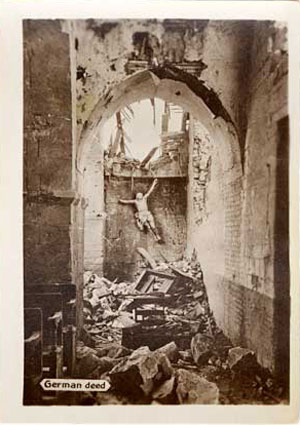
[155,342,179,363]
[191,333,213,366]
[152,375,176,404]
[175,369,219,404]
[75,352,101,378]
[97,356,120,374]
[227,347,256,373]
[96,343,131,359]
[109,347,173,397]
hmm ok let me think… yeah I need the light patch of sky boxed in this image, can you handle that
[102,98,183,160]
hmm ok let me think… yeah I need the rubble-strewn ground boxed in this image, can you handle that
[71,256,288,405]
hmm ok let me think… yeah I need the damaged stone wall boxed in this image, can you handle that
[104,177,187,280]
[83,141,105,274]
[186,21,289,377]
[238,21,289,375]
[74,19,252,317]
[73,19,253,149]
[23,20,75,285]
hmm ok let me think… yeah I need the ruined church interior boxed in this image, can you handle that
[23,19,290,405]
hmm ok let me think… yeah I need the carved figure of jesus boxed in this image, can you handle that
[119,178,161,241]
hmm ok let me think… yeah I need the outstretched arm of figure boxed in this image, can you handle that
[145,178,158,198]
[119,199,136,204]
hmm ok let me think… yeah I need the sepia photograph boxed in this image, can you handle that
[22,16,292,407]
[1,1,299,422]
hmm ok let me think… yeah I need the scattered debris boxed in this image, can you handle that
[74,351,102,378]
[77,257,285,405]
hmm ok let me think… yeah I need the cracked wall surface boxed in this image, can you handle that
[72,19,253,148]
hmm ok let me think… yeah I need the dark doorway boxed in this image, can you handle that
[273,115,290,393]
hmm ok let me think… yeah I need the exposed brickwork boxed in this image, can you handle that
[187,117,227,335]
[224,178,242,282]
[223,279,275,370]
[190,122,212,225]
[186,22,288,378]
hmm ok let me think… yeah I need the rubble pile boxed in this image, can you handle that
[82,257,216,349]
[77,257,286,405]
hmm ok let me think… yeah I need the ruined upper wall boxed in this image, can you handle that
[72,19,254,146]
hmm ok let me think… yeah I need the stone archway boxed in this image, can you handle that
[76,66,243,333]
[77,67,242,178]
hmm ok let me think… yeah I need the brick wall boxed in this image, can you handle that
[187,21,289,377]
[104,176,187,280]
[238,21,289,375]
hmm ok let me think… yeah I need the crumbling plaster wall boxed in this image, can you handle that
[83,141,105,274]
[73,19,253,147]
[187,118,226,339]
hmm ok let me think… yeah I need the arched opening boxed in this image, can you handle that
[77,67,242,333]
[77,68,241,176]
[84,98,190,280]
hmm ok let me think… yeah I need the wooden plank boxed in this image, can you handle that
[140,147,158,168]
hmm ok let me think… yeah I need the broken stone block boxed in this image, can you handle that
[227,347,256,373]
[109,347,173,397]
[191,333,213,366]
[111,312,136,328]
[129,345,151,357]
[198,365,218,381]
[75,352,101,378]
[152,375,176,404]
[97,356,120,374]
[175,369,219,404]
[155,342,179,363]
[96,343,131,359]
[179,349,193,363]
[186,303,205,320]
[76,345,98,359]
